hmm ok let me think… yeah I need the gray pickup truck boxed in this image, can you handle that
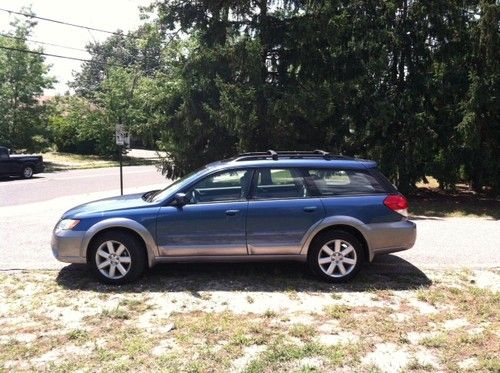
[0,146,44,179]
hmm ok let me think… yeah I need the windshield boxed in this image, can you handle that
[149,166,208,203]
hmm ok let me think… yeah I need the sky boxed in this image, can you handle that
[0,0,151,95]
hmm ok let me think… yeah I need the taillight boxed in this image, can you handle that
[384,194,409,217]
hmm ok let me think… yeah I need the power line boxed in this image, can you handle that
[0,44,161,74]
[0,33,88,52]
[0,29,183,73]
[0,7,135,38]
[0,45,91,62]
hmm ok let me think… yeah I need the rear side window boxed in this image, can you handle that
[253,168,306,199]
[304,169,386,196]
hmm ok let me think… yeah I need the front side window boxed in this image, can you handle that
[304,169,385,195]
[186,169,251,204]
[252,168,306,199]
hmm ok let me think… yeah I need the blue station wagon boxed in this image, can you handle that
[52,150,416,284]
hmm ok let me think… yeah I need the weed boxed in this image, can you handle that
[289,324,315,340]
[67,329,88,342]
[100,306,130,320]
[323,305,351,320]
[264,309,277,318]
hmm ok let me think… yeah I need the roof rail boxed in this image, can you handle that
[267,149,278,160]
[313,149,331,160]
[232,150,352,162]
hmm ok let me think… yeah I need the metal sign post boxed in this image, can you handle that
[116,124,130,196]
[119,146,123,195]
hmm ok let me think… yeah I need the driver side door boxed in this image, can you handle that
[156,169,252,256]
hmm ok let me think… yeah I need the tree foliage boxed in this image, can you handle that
[48,95,115,155]
[0,13,54,151]
[3,2,497,194]
[138,0,498,194]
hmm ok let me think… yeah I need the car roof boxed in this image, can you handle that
[207,157,377,171]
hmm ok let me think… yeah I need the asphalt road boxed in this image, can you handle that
[0,166,168,206]
[0,167,499,271]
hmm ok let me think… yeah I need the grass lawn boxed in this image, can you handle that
[409,182,500,219]
[39,152,157,172]
[1,265,498,372]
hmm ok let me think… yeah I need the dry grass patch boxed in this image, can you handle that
[39,151,157,172]
[0,268,498,372]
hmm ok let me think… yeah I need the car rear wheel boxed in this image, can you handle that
[308,230,364,283]
[21,165,34,179]
[89,231,146,285]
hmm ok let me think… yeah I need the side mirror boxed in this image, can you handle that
[171,192,189,206]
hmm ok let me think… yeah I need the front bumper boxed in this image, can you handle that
[367,219,417,261]
[51,229,86,264]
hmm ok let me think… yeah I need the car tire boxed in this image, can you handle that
[89,231,146,285]
[20,165,34,179]
[308,230,364,283]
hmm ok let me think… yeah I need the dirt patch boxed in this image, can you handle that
[362,343,411,372]
[408,186,500,219]
[0,268,498,371]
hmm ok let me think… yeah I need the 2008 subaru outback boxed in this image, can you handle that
[52,150,416,284]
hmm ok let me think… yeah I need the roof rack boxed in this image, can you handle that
[233,150,353,162]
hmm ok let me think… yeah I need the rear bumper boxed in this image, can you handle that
[51,229,86,264]
[366,220,416,261]
[35,163,44,173]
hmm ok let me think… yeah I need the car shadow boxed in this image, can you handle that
[56,254,431,293]
[0,175,44,182]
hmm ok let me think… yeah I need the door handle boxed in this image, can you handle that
[225,209,240,216]
[303,206,318,213]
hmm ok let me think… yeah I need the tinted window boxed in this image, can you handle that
[186,169,251,203]
[304,169,386,195]
[253,168,306,199]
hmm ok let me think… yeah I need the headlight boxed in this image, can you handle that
[56,219,80,232]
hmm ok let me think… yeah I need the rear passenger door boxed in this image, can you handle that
[246,168,325,255]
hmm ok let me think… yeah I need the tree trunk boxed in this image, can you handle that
[254,0,269,150]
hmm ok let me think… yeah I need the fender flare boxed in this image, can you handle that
[299,215,373,260]
[80,218,159,267]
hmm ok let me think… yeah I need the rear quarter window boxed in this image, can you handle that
[304,169,386,196]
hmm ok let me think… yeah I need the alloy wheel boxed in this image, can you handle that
[317,239,357,278]
[95,240,132,279]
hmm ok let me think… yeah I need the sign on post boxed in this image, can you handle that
[115,124,130,147]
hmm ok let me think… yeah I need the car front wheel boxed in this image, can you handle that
[89,231,146,284]
[308,230,364,283]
